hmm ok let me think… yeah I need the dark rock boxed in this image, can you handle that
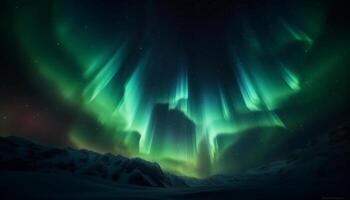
[128,169,154,187]
[0,136,184,187]
[144,103,197,161]
[215,127,288,173]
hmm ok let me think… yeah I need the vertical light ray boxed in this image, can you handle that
[219,88,230,120]
[84,43,128,102]
[281,20,313,50]
[281,65,300,91]
[235,58,261,111]
[118,53,149,131]
[169,66,189,114]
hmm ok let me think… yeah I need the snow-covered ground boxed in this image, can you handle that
[0,170,340,200]
[0,122,349,200]
[0,136,186,187]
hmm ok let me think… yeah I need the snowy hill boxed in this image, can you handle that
[0,121,349,199]
[0,136,186,187]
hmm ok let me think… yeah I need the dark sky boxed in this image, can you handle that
[1,0,350,177]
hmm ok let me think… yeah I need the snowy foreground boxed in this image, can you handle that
[0,126,349,200]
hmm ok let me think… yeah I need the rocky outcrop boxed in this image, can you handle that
[0,136,187,187]
[144,103,197,161]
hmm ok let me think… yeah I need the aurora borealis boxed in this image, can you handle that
[1,0,350,178]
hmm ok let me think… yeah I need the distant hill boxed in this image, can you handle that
[0,136,187,187]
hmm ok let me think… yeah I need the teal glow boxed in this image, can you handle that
[10,0,348,178]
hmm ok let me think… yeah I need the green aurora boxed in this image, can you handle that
[2,0,350,177]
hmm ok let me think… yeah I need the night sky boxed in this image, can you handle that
[1,0,350,177]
